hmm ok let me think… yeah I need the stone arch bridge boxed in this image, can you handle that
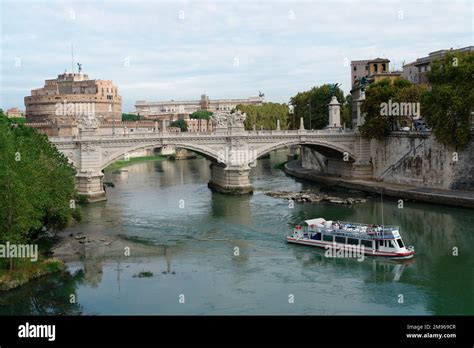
[50,129,372,202]
[48,112,372,202]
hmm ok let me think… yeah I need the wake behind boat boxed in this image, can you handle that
[286,218,415,259]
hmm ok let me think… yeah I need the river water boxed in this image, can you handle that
[1,151,473,315]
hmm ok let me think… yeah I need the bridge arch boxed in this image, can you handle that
[254,139,357,162]
[99,141,223,171]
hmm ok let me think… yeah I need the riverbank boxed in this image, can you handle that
[104,155,166,172]
[51,226,170,262]
[0,258,64,291]
[284,160,474,209]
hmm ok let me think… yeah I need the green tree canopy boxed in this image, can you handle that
[360,78,427,139]
[0,113,77,252]
[290,84,346,130]
[189,111,213,120]
[122,113,141,121]
[341,94,352,128]
[421,51,474,149]
[170,119,188,132]
[236,102,289,130]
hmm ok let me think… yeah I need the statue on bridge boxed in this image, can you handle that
[212,111,228,128]
[211,110,247,133]
[329,83,340,97]
[76,112,100,130]
[355,76,371,91]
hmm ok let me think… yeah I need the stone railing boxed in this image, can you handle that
[100,120,157,127]
[48,128,358,142]
[26,122,53,127]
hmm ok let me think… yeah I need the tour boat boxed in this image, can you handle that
[286,218,415,259]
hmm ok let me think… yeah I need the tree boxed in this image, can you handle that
[170,119,188,132]
[0,113,77,269]
[189,111,213,120]
[122,113,141,121]
[290,84,345,130]
[341,94,352,128]
[236,103,289,130]
[360,78,426,139]
[422,51,474,149]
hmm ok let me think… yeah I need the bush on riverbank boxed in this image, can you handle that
[0,258,64,291]
[0,113,78,270]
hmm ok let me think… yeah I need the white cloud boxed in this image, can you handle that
[1,0,472,111]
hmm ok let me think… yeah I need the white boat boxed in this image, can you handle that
[286,218,415,259]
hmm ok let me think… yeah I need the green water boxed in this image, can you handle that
[1,151,473,315]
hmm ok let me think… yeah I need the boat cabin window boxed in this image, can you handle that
[386,240,394,248]
[347,238,359,245]
[323,234,334,242]
[311,232,321,240]
[396,239,404,248]
[335,236,346,244]
[361,240,373,248]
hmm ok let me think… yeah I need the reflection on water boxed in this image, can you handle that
[1,150,473,315]
[0,270,84,315]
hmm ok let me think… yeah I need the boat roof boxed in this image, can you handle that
[304,218,325,226]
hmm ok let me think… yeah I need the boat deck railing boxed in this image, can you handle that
[299,222,400,240]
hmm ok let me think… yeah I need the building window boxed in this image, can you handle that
[374,64,378,72]
[353,66,357,71]
[382,63,386,72]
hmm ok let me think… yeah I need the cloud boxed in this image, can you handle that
[1,0,472,111]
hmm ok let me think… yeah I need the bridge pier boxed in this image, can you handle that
[208,163,253,195]
[76,171,107,203]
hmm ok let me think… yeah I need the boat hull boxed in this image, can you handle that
[286,237,415,260]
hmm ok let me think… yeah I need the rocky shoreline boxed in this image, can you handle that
[265,190,368,205]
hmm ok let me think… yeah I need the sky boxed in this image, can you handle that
[0,0,472,112]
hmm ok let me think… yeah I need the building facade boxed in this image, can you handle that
[350,58,402,128]
[5,107,24,118]
[350,58,398,88]
[187,119,212,132]
[402,46,473,85]
[24,72,122,123]
[134,94,264,118]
